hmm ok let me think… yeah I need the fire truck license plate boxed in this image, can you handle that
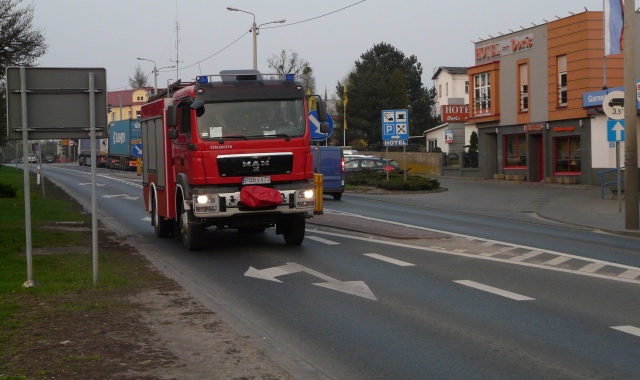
[242,176,271,185]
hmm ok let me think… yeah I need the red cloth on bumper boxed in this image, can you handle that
[240,186,282,208]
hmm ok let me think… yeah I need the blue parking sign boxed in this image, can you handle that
[381,109,409,141]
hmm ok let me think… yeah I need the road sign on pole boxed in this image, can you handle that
[381,109,409,141]
[607,119,625,142]
[603,90,625,120]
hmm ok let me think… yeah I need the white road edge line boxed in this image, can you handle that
[321,209,640,271]
[304,228,640,285]
[364,253,415,267]
[611,326,640,338]
[454,280,535,301]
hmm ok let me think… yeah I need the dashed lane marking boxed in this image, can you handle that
[364,253,415,267]
[305,236,340,245]
[611,326,640,338]
[454,280,535,301]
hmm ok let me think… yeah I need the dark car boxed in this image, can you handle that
[344,156,402,174]
[43,154,55,163]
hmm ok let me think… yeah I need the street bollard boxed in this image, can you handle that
[137,158,142,176]
[313,173,323,215]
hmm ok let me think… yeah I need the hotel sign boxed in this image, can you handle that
[441,104,469,122]
[476,33,534,62]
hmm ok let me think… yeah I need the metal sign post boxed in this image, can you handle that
[6,67,107,286]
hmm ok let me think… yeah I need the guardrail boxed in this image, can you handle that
[597,167,625,199]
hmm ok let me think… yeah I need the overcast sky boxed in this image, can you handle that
[30,0,604,98]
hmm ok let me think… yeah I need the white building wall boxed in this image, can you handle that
[590,114,640,170]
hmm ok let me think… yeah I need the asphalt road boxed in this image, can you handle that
[38,164,640,379]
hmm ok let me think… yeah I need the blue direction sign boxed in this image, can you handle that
[381,109,409,141]
[309,110,334,141]
[607,119,625,142]
[132,143,143,157]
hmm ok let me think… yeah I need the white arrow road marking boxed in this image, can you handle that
[611,326,640,338]
[454,280,535,301]
[364,253,415,267]
[102,194,139,200]
[79,182,105,186]
[245,262,376,300]
[142,217,151,222]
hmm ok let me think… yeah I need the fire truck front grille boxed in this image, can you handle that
[217,153,293,177]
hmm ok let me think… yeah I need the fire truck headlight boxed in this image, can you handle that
[194,194,219,213]
[298,189,314,199]
[196,195,210,204]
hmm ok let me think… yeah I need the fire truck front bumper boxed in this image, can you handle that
[190,183,315,218]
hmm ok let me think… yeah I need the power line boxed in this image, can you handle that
[184,0,367,70]
[181,30,250,71]
[263,0,367,29]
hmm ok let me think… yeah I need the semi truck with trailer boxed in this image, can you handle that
[78,138,107,167]
[106,119,142,170]
[140,70,329,250]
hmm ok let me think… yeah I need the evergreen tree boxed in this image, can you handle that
[338,42,438,145]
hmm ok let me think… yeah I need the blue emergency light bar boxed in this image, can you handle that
[285,73,294,81]
[197,76,208,84]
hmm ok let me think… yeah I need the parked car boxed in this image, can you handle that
[43,154,55,163]
[9,158,23,164]
[27,153,38,163]
[344,156,403,174]
[312,146,345,200]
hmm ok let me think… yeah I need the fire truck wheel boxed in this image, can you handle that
[282,214,305,245]
[152,198,172,238]
[180,207,202,251]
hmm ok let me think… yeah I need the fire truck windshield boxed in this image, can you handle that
[196,99,305,140]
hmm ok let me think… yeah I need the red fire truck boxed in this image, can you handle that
[140,70,329,250]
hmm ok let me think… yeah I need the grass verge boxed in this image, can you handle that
[0,166,179,379]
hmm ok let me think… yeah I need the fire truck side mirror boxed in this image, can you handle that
[168,128,178,139]
[316,99,328,122]
[167,105,178,128]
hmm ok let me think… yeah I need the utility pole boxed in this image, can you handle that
[624,0,639,229]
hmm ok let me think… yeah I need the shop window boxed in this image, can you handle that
[554,136,581,174]
[558,55,567,107]
[473,72,491,116]
[504,134,526,168]
[519,63,529,112]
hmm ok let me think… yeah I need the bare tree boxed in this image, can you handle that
[128,64,149,89]
[267,49,316,94]
[0,0,48,146]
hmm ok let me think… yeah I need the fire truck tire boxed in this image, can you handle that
[180,207,203,251]
[282,214,305,245]
[152,198,172,238]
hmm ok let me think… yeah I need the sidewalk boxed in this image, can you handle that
[312,177,640,239]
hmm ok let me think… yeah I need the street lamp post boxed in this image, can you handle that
[227,6,285,70]
[136,57,157,95]
[137,58,175,96]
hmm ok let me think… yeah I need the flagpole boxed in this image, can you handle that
[603,0,608,89]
